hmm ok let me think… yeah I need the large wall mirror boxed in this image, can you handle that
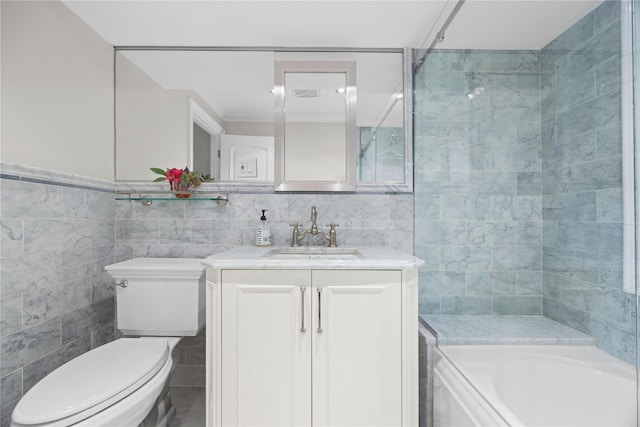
[114,48,412,193]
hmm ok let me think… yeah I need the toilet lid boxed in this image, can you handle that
[12,338,170,425]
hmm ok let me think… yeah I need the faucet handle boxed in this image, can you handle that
[289,222,300,229]
[325,223,339,247]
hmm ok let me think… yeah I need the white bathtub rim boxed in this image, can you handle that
[435,344,637,427]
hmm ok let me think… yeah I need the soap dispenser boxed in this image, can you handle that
[256,209,272,246]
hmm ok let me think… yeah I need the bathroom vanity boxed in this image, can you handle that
[203,245,424,427]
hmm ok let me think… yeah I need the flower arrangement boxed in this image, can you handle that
[151,167,212,198]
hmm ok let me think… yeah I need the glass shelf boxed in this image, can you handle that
[115,194,229,206]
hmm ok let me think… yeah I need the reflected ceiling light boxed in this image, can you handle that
[293,88,318,97]
[336,87,346,94]
[396,93,403,99]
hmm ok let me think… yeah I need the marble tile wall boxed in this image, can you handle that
[114,191,414,391]
[413,49,544,317]
[540,1,635,363]
[114,192,414,259]
[414,0,632,364]
[0,175,116,427]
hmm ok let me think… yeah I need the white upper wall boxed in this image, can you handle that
[1,1,114,181]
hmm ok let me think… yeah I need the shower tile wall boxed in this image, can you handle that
[414,49,543,316]
[540,1,634,363]
[0,177,116,427]
[414,0,631,364]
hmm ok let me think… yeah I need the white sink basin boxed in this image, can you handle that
[262,247,364,260]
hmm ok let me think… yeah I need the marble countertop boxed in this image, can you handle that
[420,315,595,346]
[203,245,425,270]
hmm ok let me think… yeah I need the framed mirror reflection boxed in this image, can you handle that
[114,48,412,193]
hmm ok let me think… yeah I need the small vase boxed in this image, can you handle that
[171,182,192,199]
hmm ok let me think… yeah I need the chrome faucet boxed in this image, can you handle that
[290,206,339,247]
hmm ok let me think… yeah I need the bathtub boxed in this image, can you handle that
[433,345,637,427]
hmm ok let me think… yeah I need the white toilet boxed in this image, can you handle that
[11,258,206,427]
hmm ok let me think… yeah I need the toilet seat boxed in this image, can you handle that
[11,338,170,426]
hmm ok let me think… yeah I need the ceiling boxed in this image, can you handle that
[62,0,604,124]
[63,0,603,50]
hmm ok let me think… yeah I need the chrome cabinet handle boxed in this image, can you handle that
[300,286,306,333]
[317,288,323,334]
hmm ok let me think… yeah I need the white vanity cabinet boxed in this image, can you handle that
[205,246,422,427]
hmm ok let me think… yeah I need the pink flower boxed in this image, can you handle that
[166,168,184,183]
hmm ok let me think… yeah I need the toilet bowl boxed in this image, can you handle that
[11,258,206,427]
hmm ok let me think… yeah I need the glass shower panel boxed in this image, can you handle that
[415,1,638,425]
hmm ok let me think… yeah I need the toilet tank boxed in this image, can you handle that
[105,258,206,336]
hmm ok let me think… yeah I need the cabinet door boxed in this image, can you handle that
[221,270,312,426]
[312,270,402,427]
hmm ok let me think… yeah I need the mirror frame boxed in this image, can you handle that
[274,60,357,192]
